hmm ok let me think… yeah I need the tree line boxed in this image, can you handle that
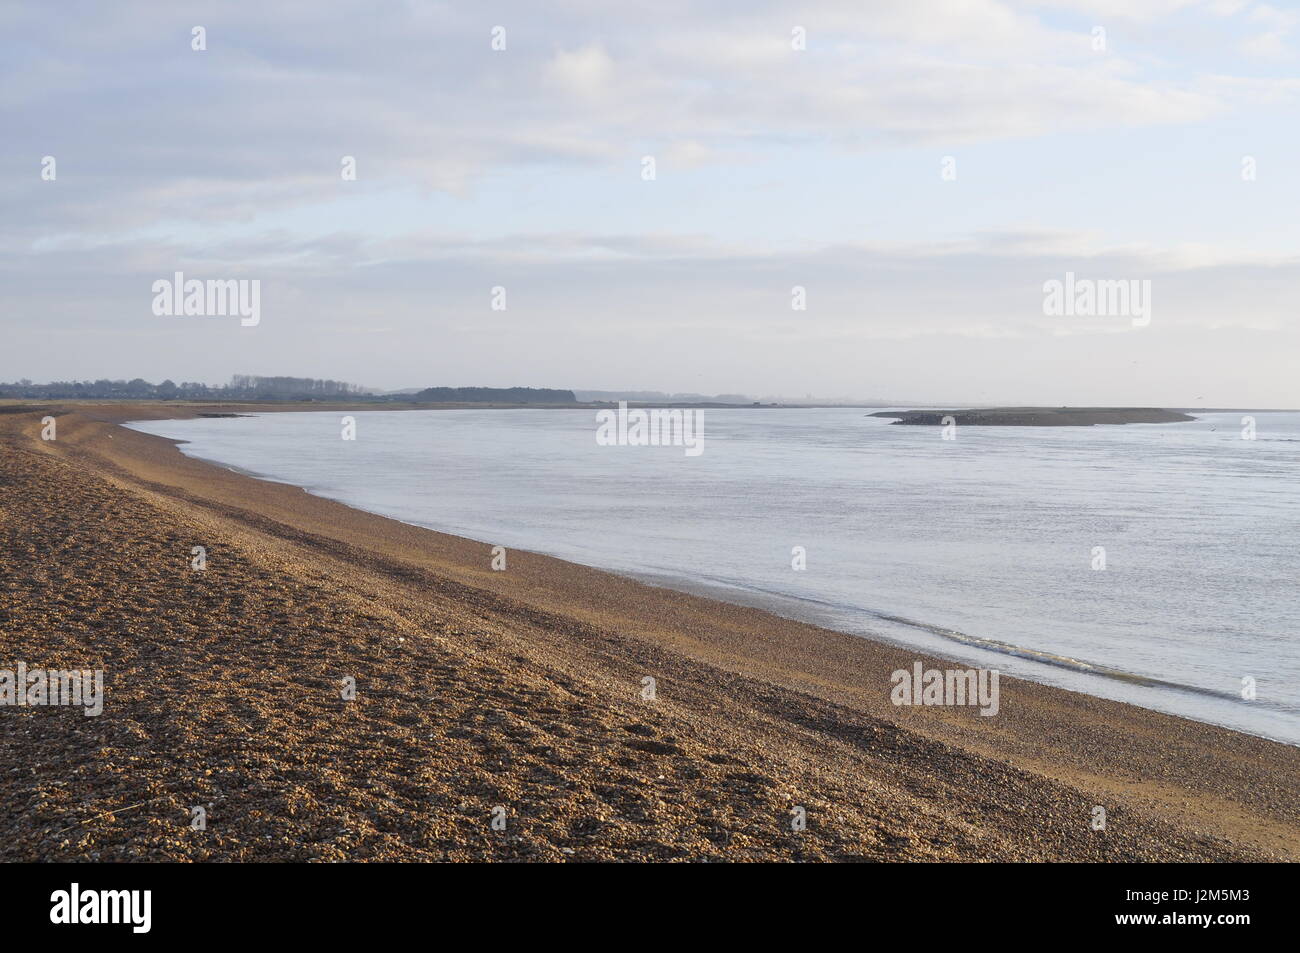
[0,376,365,400]
[0,377,577,403]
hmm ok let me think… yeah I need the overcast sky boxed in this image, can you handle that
[3,0,1299,405]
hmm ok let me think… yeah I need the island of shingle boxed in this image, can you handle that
[871,407,1196,427]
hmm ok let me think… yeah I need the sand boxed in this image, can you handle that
[1,402,1296,862]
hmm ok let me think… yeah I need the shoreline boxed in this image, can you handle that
[625,570,1291,740]
[3,401,1297,861]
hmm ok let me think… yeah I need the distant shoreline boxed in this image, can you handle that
[6,398,1295,418]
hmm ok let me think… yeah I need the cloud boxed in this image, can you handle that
[543,43,616,97]
[4,0,1295,241]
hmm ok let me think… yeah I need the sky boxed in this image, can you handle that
[3,0,1299,406]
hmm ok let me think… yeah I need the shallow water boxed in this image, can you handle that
[129,407,1300,744]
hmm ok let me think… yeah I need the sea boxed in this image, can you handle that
[128,407,1300,744]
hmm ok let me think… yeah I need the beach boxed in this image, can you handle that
[2,403,1297,862]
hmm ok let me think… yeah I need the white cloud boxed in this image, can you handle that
[4,0,1295,242]
[543,43,616,97]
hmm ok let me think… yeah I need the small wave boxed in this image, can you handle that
[873,611,1246,703]
[610,568,1292,715]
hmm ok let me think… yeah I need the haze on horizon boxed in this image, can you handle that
[3,1,1300,408]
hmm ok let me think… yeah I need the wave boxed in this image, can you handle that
[639,567,1281,711]
[868,611,1300,715]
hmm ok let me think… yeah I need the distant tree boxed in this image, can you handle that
[412,386,576,404]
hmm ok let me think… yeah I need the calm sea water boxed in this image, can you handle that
[129,408,1300,744]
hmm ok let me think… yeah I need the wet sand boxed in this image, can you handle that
[1,402,1296,861]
